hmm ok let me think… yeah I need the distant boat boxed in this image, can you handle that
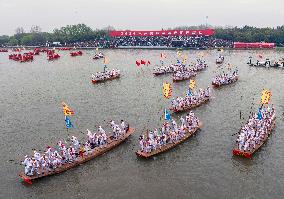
[93,52,104,60]
[70,51,83,57]
[216,56,224,64]
[91,70,120,84]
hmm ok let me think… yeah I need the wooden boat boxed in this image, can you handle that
[173,72,197,82]
[212,76,238,87]
[57,47,72,51]
[192,65,207,72]
[19,127,135,184]
[47,54,60,61]
[136,123,202,158]
[70,51,83,57]
[91,74,120,84]
[232,120,275,158]
[170,98,210,113]
[248,59,284,68]
[153,64,188,76]
[216,56,224,64]
[93,53,104,60]
[153,66,175,76]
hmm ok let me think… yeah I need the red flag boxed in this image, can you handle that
[136,60,140,66]
[141,60,146,65]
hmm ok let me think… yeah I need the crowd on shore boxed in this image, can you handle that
[111,36,233,48]
[139,112,200,153]
[22,121,128,176]
[236,106,275,152]
[1,36,232,49]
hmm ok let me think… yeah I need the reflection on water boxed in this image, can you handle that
[0,49,284,199]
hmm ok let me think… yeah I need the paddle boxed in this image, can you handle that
[7,159,22,166]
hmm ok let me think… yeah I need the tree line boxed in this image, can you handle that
[0,24,284,46]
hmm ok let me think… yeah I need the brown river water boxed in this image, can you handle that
[0,49,283,199]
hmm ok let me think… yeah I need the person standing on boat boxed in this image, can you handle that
[39,154,48,174]
[115,124,122,139]
[98,126,106,136]
[120,120,127,134]
[31,158,39,175]
[68,146,76,162]
[33,150,41,162]
[71,136,80,153]
[110,121,116,130]
[205,86,210,98]
[180,116,186,128]
[45,146,53,160]
[22,155,33,176]
[172,119,178,132]
[87,129,94,147]
[52,150,63,167]
[60,144,68,163]
[84,141,91,155]
[33,151,41,174]
[101,131,107,146]
[139,136,144,152]
[164,122,170,135]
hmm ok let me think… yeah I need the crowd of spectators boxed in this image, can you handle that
[57,36,233,49]
[0,36,233,49]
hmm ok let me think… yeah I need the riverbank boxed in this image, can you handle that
[1,46,283,50]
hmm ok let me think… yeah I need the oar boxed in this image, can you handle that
[231,131,240,136]
[7,159,22,165]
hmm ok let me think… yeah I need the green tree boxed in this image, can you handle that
[21,35,33,45]
[0,35,9,45]
[8,37,19,46]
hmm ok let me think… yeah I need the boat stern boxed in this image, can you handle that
[232,149,251,158]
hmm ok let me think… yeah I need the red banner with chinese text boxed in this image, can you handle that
[109,29,215,37]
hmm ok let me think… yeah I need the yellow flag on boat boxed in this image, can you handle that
[189,79,196,90]
[261,89,272,104]
[96,47,99,51]
[163,82,172,99]
[62,102,74,116]
[177,51,182,57]
[182,54,187,64]
[104,57,109,64]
